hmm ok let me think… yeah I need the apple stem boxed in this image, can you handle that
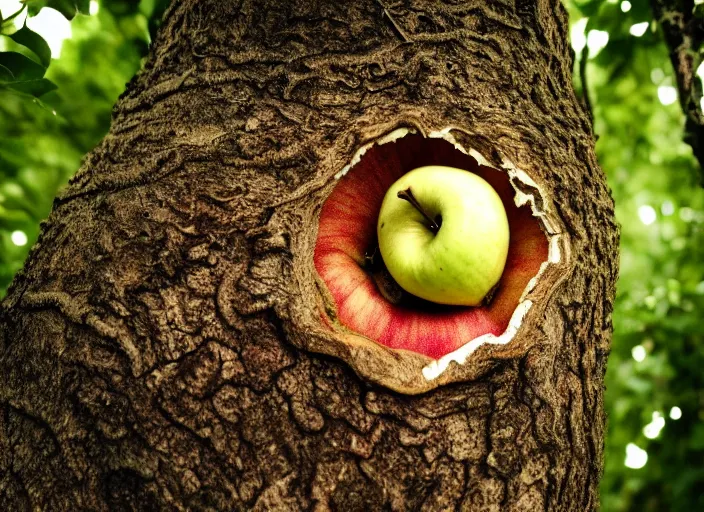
[397,187,441,233]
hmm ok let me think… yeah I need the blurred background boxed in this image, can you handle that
[0,0,702,509]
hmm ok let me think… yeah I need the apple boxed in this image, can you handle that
[376,165,510,306]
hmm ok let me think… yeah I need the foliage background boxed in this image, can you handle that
[1,0,702,509]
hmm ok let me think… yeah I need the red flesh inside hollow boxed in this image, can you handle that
[314,135,549,360]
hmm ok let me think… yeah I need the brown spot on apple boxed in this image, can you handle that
[314,134,549,361]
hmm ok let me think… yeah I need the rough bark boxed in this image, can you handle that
[0,1,618,510]
[651,0,704,183]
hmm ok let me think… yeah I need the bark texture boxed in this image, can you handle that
[0,1,618,510]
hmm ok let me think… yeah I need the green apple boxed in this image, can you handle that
[376,165,509,306]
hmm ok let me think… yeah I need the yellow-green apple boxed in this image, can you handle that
[377,166,509,306]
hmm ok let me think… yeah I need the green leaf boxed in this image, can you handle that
[0,51,55,97]
[23,0,90,20]
[0,51,45,82]
[1,77,57,96]
[9,25,51,67]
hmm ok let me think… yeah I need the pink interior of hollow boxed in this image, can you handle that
[314,135,549,360]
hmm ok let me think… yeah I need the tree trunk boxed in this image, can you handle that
[0,1,618,510]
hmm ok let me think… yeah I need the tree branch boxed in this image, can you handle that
[651,0,704,184]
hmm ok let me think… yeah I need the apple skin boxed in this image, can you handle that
[377,165,510,306]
